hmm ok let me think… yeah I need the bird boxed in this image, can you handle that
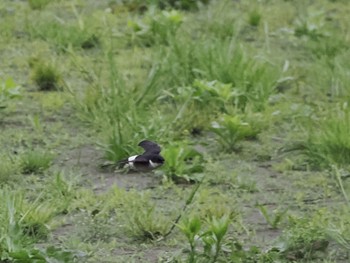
[117,140,165,172]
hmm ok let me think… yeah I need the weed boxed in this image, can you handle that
[127,9,183,46]
[28,21,99,52]
[0,78,21,110]
[248,9,262,27]
[177,216,201,261]
[194,188,239,220]
[31,63,61,91]
[28,0,51,10]
[20,150,54,174]
[75,212,117,242]
[7,246,75,263]
[331,166,350,205]
[177,214,231,262]
[44,172,79,214]
[256,204,288,229]
[125,205,170,240]
[69,54,168,162]
[211,114,262,152]
[162,143,204,182]
[277,213,330,261]
[194,0,238,40]
[39,92,66,112]
[306,52,350,99]
[0,188,63,261]
[299,107,350,168]
[293,7,326,41]
[105,187,170,241]
[158,38,285,111]
[0,155,21,184]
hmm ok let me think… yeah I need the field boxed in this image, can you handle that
[1,0,350,262]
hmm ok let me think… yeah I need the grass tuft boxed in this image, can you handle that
[20,150,54,174]
[31,63,61,91]
[248,9,262,27]
[28,0,52,10]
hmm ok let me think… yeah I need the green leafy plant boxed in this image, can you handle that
[158,38,284,111]
[7,246,75,263]
[276,214,330,261]
[177,216,201,262]
[0,78,21,109]
[294,21,324,40]
[127,9,183,46]
[20,150,54,174]
[211,114,262,152]
[177,214,231,262]
[125,205,170,240]
[256,204,288,229]
[162,143,204,182]
[0,189,66,261]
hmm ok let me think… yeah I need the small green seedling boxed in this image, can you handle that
[256,204,288,229]
[177,214,231,262]
[0,78,21,109]
[177,216,202,262]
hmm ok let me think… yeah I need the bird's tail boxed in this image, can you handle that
[117,158,129,169]
[99,158,128,170]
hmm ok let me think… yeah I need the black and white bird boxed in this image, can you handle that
[118,140,165,172]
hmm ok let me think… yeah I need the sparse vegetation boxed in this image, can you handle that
[0,0,349,262]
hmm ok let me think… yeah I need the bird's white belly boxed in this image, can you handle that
[125,155,138,169]
[149,160,161,168]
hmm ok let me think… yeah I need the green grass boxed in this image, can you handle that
[0,0,350,262]
[20,150,54,174]
[31,62,61,91]
[28,0,52,10]
[27,20,100,52]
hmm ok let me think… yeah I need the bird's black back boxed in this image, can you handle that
[138,140,162,154]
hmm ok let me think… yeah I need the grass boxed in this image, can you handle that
[0,155,21,184]
[28,0,52,10]
[20,150,54,174]
[31,62,61,91]
[0,0,350,262]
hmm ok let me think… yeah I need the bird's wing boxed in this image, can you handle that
[138,140,161,154]
[133,155,150,163]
